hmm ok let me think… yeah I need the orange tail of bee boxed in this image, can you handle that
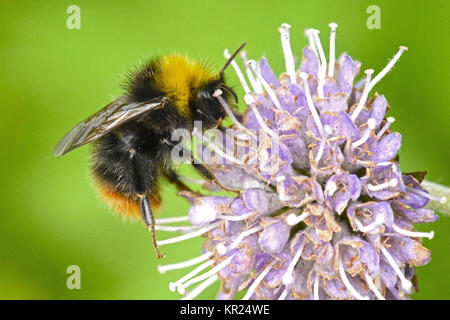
[95,181,162,220]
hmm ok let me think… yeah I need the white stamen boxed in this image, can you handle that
[380,246,413,294]
[368,117,378,129]
[392,223,434,239]
[278,288,289,300]
[364,271,385,300]
[248,60,283,110]
[327,180,338,196]
[421,181,450,208]
[353,215,385,233]
[241,51,263,93]
[155,225,202,233]
[351,117,376,148]
[376,117,396,139]
[370,46,408,90]
[338,256,370,300]
[244,94,290,152]
[229,226,264,251]
[310,29,327,98]
[217,211,255,222]
[279,23,296,83]
[315,124,332,164]
[304,29,318,56]
[327,23,338,78]
[376,161,396,167]
[352,46,408,120]
[158,252,213,274]
[314,140,326,164]
[180,274,218,300]
[351,69,374,121]
[216,225,263,256]
[282,240,306,284]
[215,91,256,139]
[406,186,447,204]
[179,254,235,294]
[367,178,398,191]
[300,72,326,138]
[324,124,333,135]
[169,259,215,292]
[157,222,220,246]
[194,130,244,166]
[313,272,320,300]
[156,216,189,224]
[242,260,277,300]
[224,49,251,93]
[391,164,402,180]
[216,244,227,255]
[286,211,311,226]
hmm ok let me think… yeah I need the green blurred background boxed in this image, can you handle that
[0,0,449,299]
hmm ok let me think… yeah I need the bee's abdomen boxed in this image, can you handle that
[91,122,162,200]
[94,179,161,219]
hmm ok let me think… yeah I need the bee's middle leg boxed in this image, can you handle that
[190,156,240,195]
[164,169,196,193]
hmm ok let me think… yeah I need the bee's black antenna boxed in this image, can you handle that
[139,195,165,259]
[220,42,247,81]
[220,84,239,103]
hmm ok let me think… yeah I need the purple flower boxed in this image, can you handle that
[155,23,443,300]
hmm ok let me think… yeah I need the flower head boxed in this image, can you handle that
[156,23,443,300]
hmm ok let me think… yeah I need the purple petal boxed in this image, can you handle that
[211,165,267,190]
[259,57,279,88]
[258,218,291,254]
[390,200,438,223]
[292,259,315,299]
[230,247,255,275]
[300,47,319,77]
[242,189,282,218]
[276,88,297,114]
[323,278,350,299]
[323,78,339,97]
[338,111,358,140]
[372,133,402,163]
[380,260,397,290]
[370,95,387,128]
[401,175,430,209]
[188,196,230,225]
[338,54,359,94]
[387,236,431,267]
[316,242,336,278]
[315,93,349,114]
[326,174,361,214]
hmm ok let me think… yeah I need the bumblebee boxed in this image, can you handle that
[54,43,245,258]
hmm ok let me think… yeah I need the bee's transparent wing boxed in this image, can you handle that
[53,96,168,157]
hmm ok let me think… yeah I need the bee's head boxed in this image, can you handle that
[194,78,236,129]
[193,43,246,129]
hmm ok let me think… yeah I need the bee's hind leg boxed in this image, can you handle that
[139,194,165,259]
